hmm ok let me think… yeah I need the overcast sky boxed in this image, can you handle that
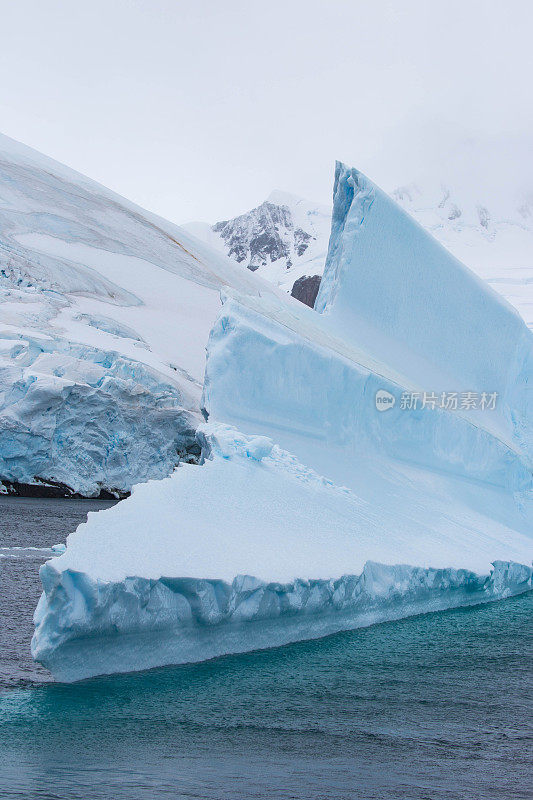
[1,0,532,222]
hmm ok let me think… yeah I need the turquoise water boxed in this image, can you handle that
[0,498,532,799]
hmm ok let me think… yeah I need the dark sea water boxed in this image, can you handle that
[0,497,532,800]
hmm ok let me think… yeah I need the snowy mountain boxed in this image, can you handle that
[188,182,533,327]
[184,191,331,297]
[33,163,533,682]
[0,134,283,497]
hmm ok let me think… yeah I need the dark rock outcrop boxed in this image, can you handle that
[291,274,322,308]
[0,478,128,500]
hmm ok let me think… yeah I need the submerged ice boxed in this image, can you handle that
[31,162,533,681]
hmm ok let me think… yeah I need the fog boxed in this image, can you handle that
[1,0,531,222]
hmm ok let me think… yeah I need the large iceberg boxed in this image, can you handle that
[32,163,533,681]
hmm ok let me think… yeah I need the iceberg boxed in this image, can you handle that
[32,163,533,681]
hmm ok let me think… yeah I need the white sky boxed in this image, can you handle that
[0,0,532,222]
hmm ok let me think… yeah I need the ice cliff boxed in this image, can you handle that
[32,162,533,681]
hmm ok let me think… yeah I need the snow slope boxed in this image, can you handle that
[33,163,533,681]
[0,133,281,496]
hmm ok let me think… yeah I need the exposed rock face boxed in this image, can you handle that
[213,201,314,271]
[291,274,322,308]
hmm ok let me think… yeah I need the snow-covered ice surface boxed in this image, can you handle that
[0,133,282,495]
[32,163,533,682]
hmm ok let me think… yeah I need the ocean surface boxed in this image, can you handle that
[0,496,531,800]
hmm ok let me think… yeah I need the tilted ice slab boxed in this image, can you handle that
[204,294,532,495]
[32,425,533,682]
[32,162,533,680]
[316,163,533,462]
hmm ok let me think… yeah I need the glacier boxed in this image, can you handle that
[0,336,198,497]
[0,133,282,495]
[31,162,533,681]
